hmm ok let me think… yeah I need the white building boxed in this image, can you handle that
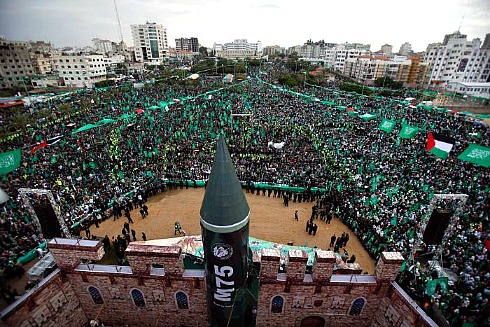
[53,54,106,88]
[446,81,490,99]
[213,39,262,59]
[92,38,117,54]
[131,22,168,64]
[423,31,490,87]
[324,45,368,72]
[380,44,393,56]
[398,42,413,56]
[287,40,333,59]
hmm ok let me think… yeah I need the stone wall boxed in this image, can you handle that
[1,238,439,327]
[1,270,88,327]
[255,250,438,327]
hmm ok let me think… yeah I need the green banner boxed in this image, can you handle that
[398,124,419,139]
[457,144,490,168]
[0,148,21,175]
[426,277,449,296]
[378,119,396,133]
[359,113,377,121]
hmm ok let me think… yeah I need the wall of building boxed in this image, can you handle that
[0,39,35,89]
[1,240,438,327]
[1,270,88,327]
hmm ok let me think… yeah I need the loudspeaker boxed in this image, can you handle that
[422,209,453,245]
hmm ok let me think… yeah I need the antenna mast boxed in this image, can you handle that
[113,0,124,43]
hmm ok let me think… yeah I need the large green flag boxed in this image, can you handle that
[378,119,396,133]
[398,124,419,139]
[457,144,490,168]
[0,149,21,175]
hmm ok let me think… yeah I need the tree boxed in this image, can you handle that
[199,46,208,57]
[374,76,403,89]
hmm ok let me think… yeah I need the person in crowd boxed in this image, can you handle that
[0,64,487,326]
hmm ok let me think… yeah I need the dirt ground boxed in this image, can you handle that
[0,188,377,312]
[93,188,375,275]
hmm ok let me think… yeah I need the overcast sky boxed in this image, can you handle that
[0,0,488,52]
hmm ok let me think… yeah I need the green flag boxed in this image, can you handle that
[400,260,407,272]
[398,124,419,139]
[426,279,439,296]
[359,113,377,121]
[457,144,490,168]
[0,149,21,175]
[378,119,396,133]
[390,216,397,226]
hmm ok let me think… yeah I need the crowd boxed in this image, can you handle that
[0,64,488,325]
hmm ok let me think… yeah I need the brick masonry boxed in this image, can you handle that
[1,239,438,327]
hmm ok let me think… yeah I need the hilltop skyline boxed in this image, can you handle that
[0,0,489,52]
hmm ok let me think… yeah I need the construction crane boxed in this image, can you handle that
[113,0,124,43]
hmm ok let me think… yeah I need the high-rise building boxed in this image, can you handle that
[175,37,199,54]
[131,22,168,64]
[380,44,393,56]
[0,38,34,89]
[423,31,490,86]
[398,42,413,56]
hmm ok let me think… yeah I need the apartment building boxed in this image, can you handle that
[131,22,168,64]
[53,54,106,88]
[325,45,369,72]
[175,37,199,54]
[287,40,334,59]
[0,38,34,89]
[423,31,490,86]
[344,55,428,86]
[213,39,262,59]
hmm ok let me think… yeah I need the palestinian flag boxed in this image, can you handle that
[426,133,455,159]
[30,141,47,154]
[30,135,64,154]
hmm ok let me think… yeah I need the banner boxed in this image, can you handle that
[378,119,396,133]
[457,144,490,168]
[0,149,21,175]
[359,113,377,121]
[398,124,419,139]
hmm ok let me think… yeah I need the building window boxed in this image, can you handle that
[130,288,146,308]
[349,298,366,316]
[88,286,104,304]
[175,291,189,309]
[271,295,284,313]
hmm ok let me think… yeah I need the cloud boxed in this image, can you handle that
[0,0,488,49]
